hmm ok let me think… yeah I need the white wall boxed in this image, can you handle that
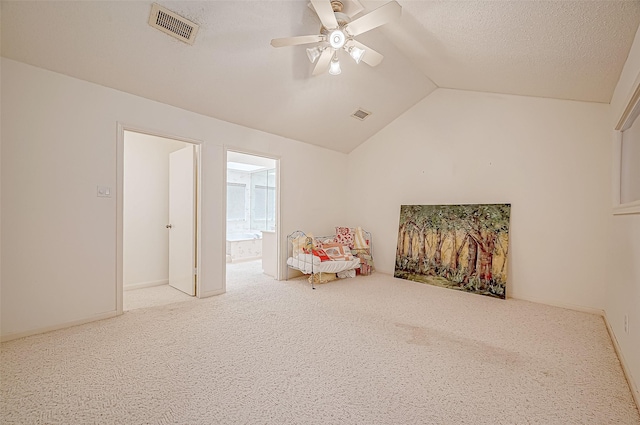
[347,88,611,311]
[607,24,640,402]
[123,132,186,288]
[0,58,348,339]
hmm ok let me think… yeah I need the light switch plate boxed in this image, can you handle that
[97,185,112,198]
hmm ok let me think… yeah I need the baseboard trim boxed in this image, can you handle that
[124,279,169,291]
[603,312,640,414]
[387,273,607,316]
[509,294,605,316]
[1,310,119,342]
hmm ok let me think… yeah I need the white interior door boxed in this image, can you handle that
[168,145,196,296]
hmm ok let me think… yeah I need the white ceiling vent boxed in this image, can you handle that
[148,3,199,45]
[351,108,371,121]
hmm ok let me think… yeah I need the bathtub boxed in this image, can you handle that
[226,232,262,263]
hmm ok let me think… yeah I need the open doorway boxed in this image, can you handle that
[118,129,201,311]
[226,151,279,288]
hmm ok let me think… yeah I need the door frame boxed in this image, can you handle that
[116,123,203,314]
[223,147,281,289]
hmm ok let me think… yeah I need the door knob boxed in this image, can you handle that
[166,224,173,229]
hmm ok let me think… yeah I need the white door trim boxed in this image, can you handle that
[116,123,203,315]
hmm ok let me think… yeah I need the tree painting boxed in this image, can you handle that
[394,204,511,299]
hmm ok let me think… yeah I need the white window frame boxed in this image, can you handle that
[613,74,640,215]
[226,182,247,221]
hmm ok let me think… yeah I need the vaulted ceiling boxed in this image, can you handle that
[2,1,640,153]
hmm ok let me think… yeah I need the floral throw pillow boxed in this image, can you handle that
[312,249,331,262]
[335,226,355,249]
[323,244,353,261]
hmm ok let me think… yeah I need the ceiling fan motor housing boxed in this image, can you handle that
[321,12,351,44]
[329,30,346,48]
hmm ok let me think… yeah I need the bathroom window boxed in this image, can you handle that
[614,78,640,215]
[227,183,246,220]
[253,185,276,220]
[250,169,276,231]
[620,119,640,204]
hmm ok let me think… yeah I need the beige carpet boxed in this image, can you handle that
[124,284,195,311]
[124,260,266,311]
[2,270,639,424]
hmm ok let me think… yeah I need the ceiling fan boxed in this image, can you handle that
[270,0,402,76]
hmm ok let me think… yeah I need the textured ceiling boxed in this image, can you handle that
[384,0,640,103]
[2,1,640,153]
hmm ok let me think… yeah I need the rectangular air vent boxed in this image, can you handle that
[351,108,372,121]
[148,3,199,45]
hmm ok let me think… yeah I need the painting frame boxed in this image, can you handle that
[394,204,511,299]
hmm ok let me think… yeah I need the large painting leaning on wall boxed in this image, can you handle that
[394,204,511,299]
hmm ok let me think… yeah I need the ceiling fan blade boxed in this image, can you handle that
[271,35,325,48]
[344,1,402,37]
[347,40,384,67]
[310,0,339,30]
[312,48,333,76]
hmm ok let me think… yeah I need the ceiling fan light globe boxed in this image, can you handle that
[329,59,342,75]
[349,46,365,64]
[306,47,322,63]
[329,29,346,49]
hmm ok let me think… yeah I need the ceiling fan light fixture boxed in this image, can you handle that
[328,29,346,49]
[306,46,322,63]
[348,46,365,64]
[270,0,401,76]
[329,55,341,75]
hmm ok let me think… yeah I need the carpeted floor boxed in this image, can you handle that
[2,270,639,424]
[124,260,266,311]
[124,283,195,311]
